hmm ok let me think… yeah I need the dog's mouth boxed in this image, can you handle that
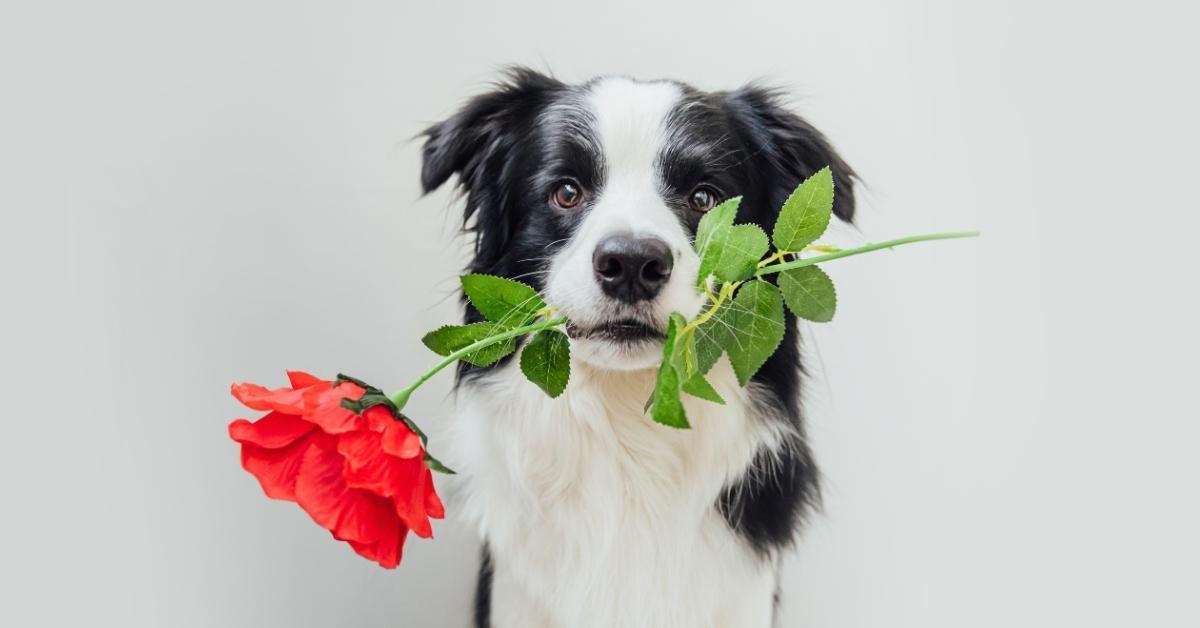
[565,318,666,344]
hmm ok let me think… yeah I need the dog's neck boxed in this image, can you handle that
[448,357,785,626]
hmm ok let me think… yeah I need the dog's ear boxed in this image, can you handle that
[420,67,562,193]
[420,68,562,269]
[723,85,857,223]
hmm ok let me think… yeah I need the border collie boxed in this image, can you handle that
[420,68,856,628]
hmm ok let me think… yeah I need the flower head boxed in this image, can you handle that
[228,371,445,568]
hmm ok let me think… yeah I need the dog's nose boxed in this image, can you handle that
[592,235,674,303]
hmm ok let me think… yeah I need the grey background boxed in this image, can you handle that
[2,0,1197,626]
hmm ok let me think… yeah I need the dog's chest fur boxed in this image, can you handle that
[448,358,783,628]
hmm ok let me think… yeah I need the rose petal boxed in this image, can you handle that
[302,383,365,434]
[238,433,318,501]
[293,440,394,544]
[362,406,421,459]
[287,370,327,389]
[363,405,394,432]
[338,430,395,495]
[424,469,445,519]
[348,525,407,569]
[381,421,422,460]
[336,429,381,469]
[392,463,433,538]
[229,412,314,449]
[333,429,430,537]
[231,382,306,414]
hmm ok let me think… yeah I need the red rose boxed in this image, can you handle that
[228,371,445,568]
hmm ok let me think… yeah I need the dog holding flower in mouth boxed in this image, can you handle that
[419,68,856,628]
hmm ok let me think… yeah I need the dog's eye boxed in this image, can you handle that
[551,181,584,209]
[687,186,721,213]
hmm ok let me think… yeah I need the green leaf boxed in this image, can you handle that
[715,225,770,283]
[718,280,787,386]
[693,306,727,375]
[669,320,699,377]
[695,197,740,287]
[772,167,834,252]
[421,322,516,367]
[460,274,546,327]
[423,452,457,475]
[779,265,837,323]
[699,225,770,286]
[648,315,689,428]
[665,314,726,405]
[681,371,724,404]
[519,329,571,398]
[693,197,768,285]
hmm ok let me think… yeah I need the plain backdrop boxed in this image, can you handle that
[2,1,1197,626]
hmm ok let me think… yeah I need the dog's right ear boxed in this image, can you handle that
[420,68,562,269]
[420,67,562,195]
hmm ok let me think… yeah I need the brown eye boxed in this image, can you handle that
[687,186,720,213]
[551,181,583,209]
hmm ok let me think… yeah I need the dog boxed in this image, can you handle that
[420,67,856,628]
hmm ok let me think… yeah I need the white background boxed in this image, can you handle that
[2,1,1197,626]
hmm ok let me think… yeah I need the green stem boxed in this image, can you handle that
[385,232,977,409]
[755,231,980,277]
[685,282,735,333]
[388,316,569,409]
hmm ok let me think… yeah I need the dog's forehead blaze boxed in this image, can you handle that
[570,77,691,244]
[535,77,707,370]
[584,78,683,183]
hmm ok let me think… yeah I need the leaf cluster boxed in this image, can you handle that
[646,168,838,427]
[421,275,570,398]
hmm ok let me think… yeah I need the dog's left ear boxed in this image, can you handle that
[724,86,857,223]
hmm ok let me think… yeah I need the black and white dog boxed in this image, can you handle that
[420,68,856,628]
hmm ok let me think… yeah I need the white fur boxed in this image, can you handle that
[448,78,784,627]
[450,360,784,628]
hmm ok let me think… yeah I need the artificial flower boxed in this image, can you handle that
[229,371,444,568]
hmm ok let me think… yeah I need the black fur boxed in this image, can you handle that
[420,67,856,623]
[690,84,857,554]
[474,545,494,628]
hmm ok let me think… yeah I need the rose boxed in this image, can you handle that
[228,371,444,568]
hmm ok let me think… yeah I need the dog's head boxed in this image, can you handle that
[422,68,855,371]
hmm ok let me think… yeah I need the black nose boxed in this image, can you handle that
[592,235,674,303]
